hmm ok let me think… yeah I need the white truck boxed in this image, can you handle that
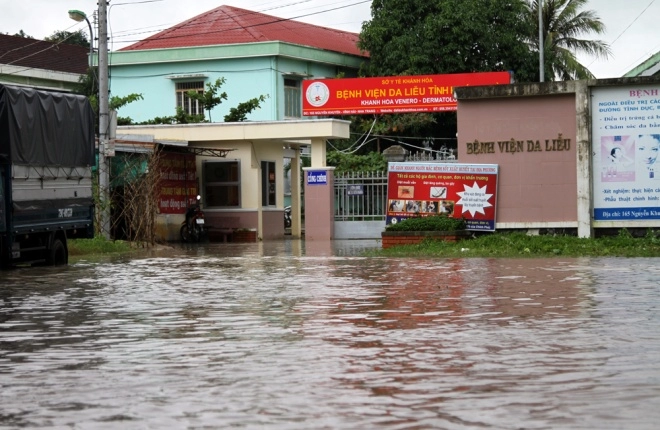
[0,84,95,268]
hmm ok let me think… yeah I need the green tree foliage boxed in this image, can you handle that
[524,0,611,80]
[326,151,387,173]
[224,95,269,122]
[385,215,466,232]
[185,78,269,122]
[46,30,90,48]
[75,69,143,127]
[356,0,538,144]
[186,78,228,122]
[110,94,144,126]
[12,30,33,38]
[136,107,205,125]
[359,0,536,80]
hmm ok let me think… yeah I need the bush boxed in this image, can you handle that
[385,215,466,232]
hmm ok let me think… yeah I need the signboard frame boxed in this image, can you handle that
[591,85,660,222]
[303,72,512,116]
[386,162,499,231]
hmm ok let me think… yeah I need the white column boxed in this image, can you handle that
[575,80,593,238]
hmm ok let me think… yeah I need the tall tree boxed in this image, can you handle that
[13,30,33,38]
[355,0,537,146]
[525,0,611,80]
[45,30,90,48]
[359,0,536,79]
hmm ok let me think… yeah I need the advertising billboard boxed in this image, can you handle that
[302,72,512,116]
[592,85,660,221]
[386,162,499,231]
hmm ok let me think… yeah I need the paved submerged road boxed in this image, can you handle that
[1,240,659,429]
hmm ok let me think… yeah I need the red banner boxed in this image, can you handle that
[303,72,511,116]
[158,152,198,214]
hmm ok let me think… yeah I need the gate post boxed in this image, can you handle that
[303,167,335,240]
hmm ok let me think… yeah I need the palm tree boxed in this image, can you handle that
[525,0,611,80]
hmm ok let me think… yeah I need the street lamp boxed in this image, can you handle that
[68,9,93,69]
[69,5,111,239]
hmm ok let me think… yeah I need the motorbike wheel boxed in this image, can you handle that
[180,225,191,243]
[191,226,201,242]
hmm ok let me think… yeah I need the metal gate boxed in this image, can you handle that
[333,171,387,239]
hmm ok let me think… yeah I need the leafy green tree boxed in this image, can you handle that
[524,0,611,80]
[186,78,228,122]
[186,78,269,122]
[12,30,33,38]
[359,0,536,79]
[224,95,269,122]
[327,151,388,173]
[75,69,143,127]
[46,30,90,48]
[356,0,537,147]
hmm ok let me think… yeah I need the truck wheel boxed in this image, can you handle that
[48,238,68,266]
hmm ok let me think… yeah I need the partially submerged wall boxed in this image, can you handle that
[456,77,660,237]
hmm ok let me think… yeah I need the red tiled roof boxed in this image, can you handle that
[120,5,366,57]
[0,34,88,74]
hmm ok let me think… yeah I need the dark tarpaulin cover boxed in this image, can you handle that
[0,84,94,167]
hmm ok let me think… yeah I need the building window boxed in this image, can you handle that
[261,161,276,206]
[284,78,301,118]
[203,160,240,208]
[176,81,204,116]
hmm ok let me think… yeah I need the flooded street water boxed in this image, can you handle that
[1,239,659,429]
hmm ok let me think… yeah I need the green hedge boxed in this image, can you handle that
[385,215,466,232]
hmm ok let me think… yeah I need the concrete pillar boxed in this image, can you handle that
[310,137,326,167]
[303,167,335,240]
[575,80,594,238]
[290,147,302,238]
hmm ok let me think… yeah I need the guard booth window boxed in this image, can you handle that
[261,161,276,206]
[203,161,241,208]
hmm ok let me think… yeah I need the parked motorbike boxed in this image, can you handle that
[284,206,292,228]
[180,195,205,242]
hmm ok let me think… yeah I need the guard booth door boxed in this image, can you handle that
[261,161,276,206]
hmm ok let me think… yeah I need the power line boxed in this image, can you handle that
[609,0,655,47]
[110,0,370,45]
[586,0,656,70]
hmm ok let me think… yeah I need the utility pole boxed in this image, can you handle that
[98,0,111,238]
[539,0,544,82]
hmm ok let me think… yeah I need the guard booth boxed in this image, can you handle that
[117,119,350,242]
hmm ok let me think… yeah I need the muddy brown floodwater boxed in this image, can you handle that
[1,239,659,429]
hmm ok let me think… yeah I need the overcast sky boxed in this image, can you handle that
[2,0,658,79]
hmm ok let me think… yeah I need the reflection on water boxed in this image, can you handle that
[1,240,659,429]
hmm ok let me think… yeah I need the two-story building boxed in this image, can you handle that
[110,5,369,241]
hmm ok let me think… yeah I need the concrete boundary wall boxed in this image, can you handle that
[455,76,660,238]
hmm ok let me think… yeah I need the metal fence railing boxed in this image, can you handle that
[334,171,388,221]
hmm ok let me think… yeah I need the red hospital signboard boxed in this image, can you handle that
[303,72,511,116]
[386,162,499,231]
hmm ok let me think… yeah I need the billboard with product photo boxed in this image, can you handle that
[592,85,660,221]
[386,162,499,231]
[303,72,511,116]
